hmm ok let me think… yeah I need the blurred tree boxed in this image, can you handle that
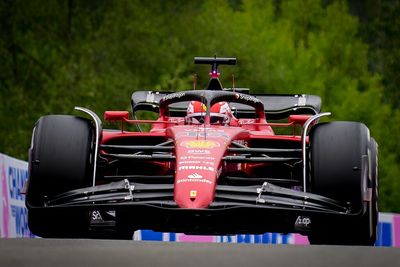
[348,0,400,108]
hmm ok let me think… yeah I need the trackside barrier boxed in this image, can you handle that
[0,153,33,238]
[1,153,399,246]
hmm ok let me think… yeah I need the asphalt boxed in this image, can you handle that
[0,238,399,267]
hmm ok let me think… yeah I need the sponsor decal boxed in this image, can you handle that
[188,156,216,160]
[235,93,261,103]
[180,156,216,161]
[181,140,220,149]
[8,166,27,201]
[187,149,210,155]
[179,161,201,165]
[177,178,212,185]
[188,173,203,179]
[91,211,104,223]
[294,216,311,231]
[184,128,226,133]
[178,166,215,171]
[295,216,311,226]
[162,92,185,101]
[10,205,31,237]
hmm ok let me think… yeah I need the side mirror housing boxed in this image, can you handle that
[289,114,312,126]
[104,111,129,121]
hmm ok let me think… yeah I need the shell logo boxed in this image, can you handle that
[181,140,220,149]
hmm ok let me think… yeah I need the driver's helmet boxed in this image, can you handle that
[186,101,232,125]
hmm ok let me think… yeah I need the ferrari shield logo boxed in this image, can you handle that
[190,190,197,198]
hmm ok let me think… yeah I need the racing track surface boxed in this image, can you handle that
[0,239,399,267]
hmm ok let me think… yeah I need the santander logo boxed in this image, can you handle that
[188,173,203,179]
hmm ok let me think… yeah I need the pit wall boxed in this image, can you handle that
[1,153,398,246]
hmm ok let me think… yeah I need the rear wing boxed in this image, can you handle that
[131,90,321,120]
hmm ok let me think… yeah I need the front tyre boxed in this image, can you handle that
[26,115,94,238]
[307,122,378,245]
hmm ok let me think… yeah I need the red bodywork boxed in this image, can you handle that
[101,112,308,209]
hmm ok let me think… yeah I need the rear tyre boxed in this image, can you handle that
[26,115,94,238]
[307,122,378,245]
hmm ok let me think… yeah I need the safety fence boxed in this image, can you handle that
[1,153,398,246]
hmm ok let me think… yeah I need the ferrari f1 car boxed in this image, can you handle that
[25,57,378,245]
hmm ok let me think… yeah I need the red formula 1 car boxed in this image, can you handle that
[25,57,378,245]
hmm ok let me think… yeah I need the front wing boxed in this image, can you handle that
[27,180,361,235]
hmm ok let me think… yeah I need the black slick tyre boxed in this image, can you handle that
[26,115,94,238]
[307,121,378,245]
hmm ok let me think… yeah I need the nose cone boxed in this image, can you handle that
[169,125,245,209]
[174,139,224,209]
[175,169,217,208]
